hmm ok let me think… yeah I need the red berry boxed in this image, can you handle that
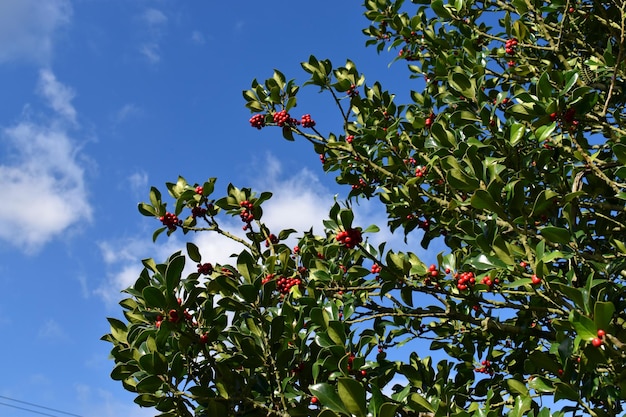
[249,113,266,129]
[591,337,603,347]
[531,274,541,285]
[199,333,209,344]
[597,329,606,338]
[168,309,179,323]
[311,397,319,405]
[301,114,316,128]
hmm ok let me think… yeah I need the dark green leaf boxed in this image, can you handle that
[309,383,350,415]
[186,242,202,263]
[540,226,570,244]
[143,286,167,309]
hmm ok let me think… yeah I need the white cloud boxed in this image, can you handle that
[140,42,161,64]
[0,0,72,65]
[138,8,167,64]
[38,69,77,124]
[127,171,149,195]
[142,8,167,27]
[112,103,142,125]
[96,153,428,306]
[96,236,187,306]
[0,71,92,252]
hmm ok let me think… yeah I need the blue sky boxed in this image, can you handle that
[0,1,434,416]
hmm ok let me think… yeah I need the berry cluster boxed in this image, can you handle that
[475,359,494,375]
[427,264,439,277]
[301,114,316,128]
[336,228,363,249]
[262,273,275,285]
[346,135,355,144]
[249,114,266,129]
[398,48,419,61]
[455,271,476,291]
[371,263,382,274]
[192,206,207,218]
[479,275,498,290]
[592,329,606,347]
[276,276,302,295]
[155,306,196,329]
[505,38,518,55]
[239,200,255,226]
[415,166,427,178]
[197,263,213,275]
[273,110,297,127]
[160,212,182,231]
[195,186,204,194]
[351,177,369,190]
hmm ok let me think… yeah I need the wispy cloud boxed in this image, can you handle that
[0,0,72,65]
[37,318,69,343]
[0,70,92,252]
[37,69,77,124]
[112,103,142,126]
[127,170,149,196]
[139,43,161,64]
[142,8,167,27]
[138,8,168,64]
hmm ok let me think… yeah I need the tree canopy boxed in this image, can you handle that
[103,1,626,416]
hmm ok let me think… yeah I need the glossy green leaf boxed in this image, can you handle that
[309,383,350,415]
[528,376,555,393]
[143,286,166,309]
[136,375,163,393]
[165,254,185,296]
[570,310,597,340]
[431,0,452,18]
[108,318,128,343]
[408,393,434,412]
[337,377,367,417]
[237,250,256,283]
[379,403,400,417]
[540,226,570,244]
[506,378,529,396]
[471,189,503,215]
[594,301,615,331]
[509,122,525,146]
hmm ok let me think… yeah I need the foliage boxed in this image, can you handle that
[103,1,626,416]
